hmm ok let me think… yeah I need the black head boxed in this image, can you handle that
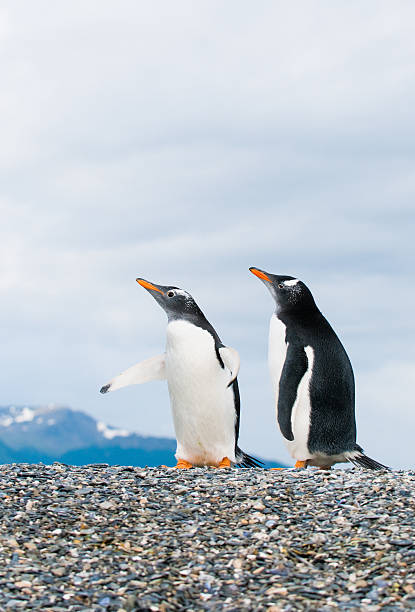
[249,267,317,314]
[136,278,205,322]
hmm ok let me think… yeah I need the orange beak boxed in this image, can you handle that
[136,279,164,294]
[249,268,271,282]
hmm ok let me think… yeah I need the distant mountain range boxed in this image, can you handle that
[0,405,284,468]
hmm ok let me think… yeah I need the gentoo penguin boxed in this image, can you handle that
[100,278,261,469]
[249,267,388,470]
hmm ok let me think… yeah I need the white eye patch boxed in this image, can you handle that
[174,289,190,297]
[284,279,299,287]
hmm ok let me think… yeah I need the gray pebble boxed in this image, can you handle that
[0,464,414,610]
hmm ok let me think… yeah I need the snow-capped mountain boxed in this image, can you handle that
[0,405,176,465]
[0,405,284,468]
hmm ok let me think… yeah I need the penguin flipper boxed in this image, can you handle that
[277,344,309,441]
[100,354,166,394]
[218,346,240,387]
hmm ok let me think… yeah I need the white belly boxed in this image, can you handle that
[268,314,313,461]
[165,320,237,466]
[268,313,288,404]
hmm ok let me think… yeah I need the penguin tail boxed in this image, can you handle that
[346,450,390,471]
[235,447,264,468]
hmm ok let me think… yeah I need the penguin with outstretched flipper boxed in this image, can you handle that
[101,278,261,470]
[250,267,388,471]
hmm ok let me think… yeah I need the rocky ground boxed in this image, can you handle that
[0,464,414,611]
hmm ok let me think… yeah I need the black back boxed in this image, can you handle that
[278,306,357,454]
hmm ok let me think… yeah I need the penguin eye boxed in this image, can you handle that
[278,284,284,289]
[167,291,175,298]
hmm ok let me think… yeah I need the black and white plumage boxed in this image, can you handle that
[250,267,388,470]
[101,278,261,468]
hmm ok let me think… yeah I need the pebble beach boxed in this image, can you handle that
[0,464,414,611]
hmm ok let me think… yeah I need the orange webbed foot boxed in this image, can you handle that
[175,459,193,469]
[214,457,231,468]
[270,467,284,470]
[295,460,308,469]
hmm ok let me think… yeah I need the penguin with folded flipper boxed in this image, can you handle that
[249,267,389,471]
[101,278,262,470]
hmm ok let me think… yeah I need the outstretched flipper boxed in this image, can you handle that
[100,354,166,394]
[218,346,240,387]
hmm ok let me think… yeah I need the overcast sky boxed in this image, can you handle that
[1,1,414,468]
